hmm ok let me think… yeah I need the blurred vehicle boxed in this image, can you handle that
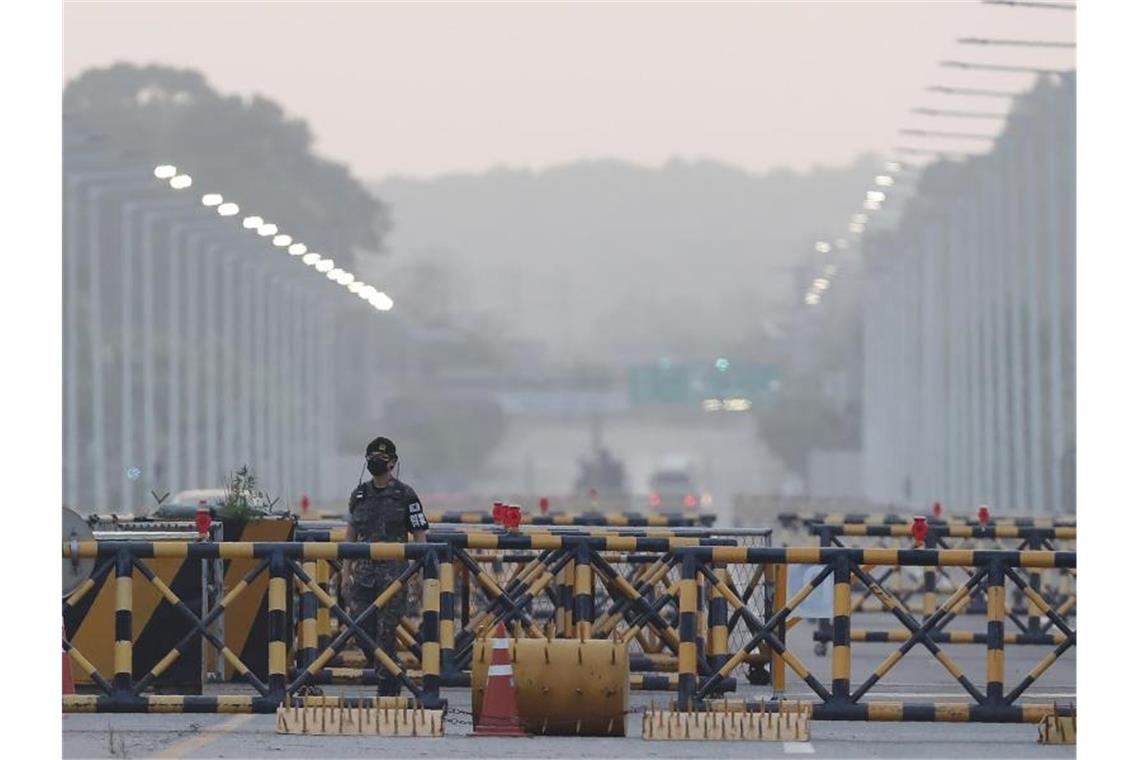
[150,488,273,520]
[647,468,700,510]
[573,447,627,499]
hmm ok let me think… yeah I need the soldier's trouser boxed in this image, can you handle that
[349,578,409,695]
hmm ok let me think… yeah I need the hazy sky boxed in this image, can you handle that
[64,1,1074,180]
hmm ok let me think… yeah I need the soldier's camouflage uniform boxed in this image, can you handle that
[346,478,429,694]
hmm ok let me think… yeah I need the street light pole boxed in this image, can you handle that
[64,166,156,511]
[910,107,1006,120]
[927,85,1021,98]
[957,37,1075,49]
[899,129,996,142]
[940,61,1069,76]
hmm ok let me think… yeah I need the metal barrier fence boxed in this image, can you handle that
[668,546,1075,723]
[63,534,1074,723]
[293,525,773,687]
[805,522,1075,652]
[427,511,717,527]
[63,540,450,713]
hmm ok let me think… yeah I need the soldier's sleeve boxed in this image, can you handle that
[405,487,429,532]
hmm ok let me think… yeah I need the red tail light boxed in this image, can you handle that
[649,493,661,508]
[683,494,697,509]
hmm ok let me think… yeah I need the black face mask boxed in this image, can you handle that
[366,457,392,477]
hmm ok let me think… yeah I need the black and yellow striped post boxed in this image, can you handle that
[573,541,594,640]
[922,530,937,621]
[1025,531,1044,636]
[267,553,288,700]
[297,561,318,671]
[439,548,458,685]
[113,549,133,694]
[772,563,787,697]
[707,566,729,672]
[832,554,851,702]
[559,554,575,637]
[315,560,332,653]
[694,566,707,670]
[420,549,443,707]
[986,559,1006,705]
[677,552,699,709]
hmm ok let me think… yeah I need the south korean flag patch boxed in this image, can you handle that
[408,501,428,530]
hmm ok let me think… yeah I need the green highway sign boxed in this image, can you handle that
[627,360,781,405]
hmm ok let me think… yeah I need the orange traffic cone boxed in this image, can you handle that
[62,625,75,695]
[472,622,527,736]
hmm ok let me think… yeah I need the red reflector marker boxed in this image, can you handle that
[911,516,928,545]
[195,501,211,540]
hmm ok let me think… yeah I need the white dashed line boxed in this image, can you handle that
[784,741,816,754]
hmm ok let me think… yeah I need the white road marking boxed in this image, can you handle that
[784,741,815,753]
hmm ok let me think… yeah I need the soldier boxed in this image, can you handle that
[344,436,429,696]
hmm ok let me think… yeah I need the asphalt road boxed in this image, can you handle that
[63,614,1075,759]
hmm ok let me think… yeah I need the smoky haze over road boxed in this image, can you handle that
[370,156,881,364]
[60,1,1075,519]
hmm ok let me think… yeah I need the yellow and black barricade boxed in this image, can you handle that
[670,545,1075,724]
[62,539,449,714]
[63,541,203,693]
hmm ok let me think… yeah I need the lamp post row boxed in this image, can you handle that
[62,155,393,513]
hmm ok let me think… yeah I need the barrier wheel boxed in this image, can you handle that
[746,664,771,686]
[814,642,828,657]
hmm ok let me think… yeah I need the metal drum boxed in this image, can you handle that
[471,637,630,736]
